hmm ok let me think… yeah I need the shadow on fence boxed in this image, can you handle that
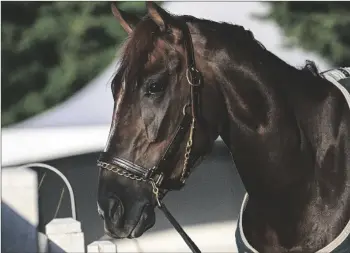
[2,202,67,253]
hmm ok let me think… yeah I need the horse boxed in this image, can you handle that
[96,2,350,253]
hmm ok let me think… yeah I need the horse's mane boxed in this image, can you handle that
[301,60,322,77]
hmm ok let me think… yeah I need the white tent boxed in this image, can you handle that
[3,2,331,166]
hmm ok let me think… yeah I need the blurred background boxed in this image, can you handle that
[2,1,350,252]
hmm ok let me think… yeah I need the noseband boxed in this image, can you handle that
[97,23,202,253]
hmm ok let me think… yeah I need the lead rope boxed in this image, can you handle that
[150,181,202,253]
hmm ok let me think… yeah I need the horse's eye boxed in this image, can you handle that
[147,81,165,94]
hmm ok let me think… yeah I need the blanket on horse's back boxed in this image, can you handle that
[235,67,350,253]
[321,67,350,96]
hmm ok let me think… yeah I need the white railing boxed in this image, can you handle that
[2,164,90,253]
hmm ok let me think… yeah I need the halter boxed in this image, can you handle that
[97,22,202,253]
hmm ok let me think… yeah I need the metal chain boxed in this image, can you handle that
[98,160,162,206]
[181,118,196,183]
[97,161,146,182]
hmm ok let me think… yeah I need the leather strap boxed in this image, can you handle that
[153,113,192,175]
[159,201,201,253]
[182,22,202,120]
[99,153,150,178]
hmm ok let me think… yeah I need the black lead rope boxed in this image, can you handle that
[158,201,202,253]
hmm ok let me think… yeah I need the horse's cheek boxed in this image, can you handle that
[140,104,161,142]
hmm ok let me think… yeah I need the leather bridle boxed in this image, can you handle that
[97,22,202,253]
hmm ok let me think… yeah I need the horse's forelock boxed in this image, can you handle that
[113,16,185,93]
[116,18,160,88]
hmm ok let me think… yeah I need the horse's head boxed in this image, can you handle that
[97,2,225,239]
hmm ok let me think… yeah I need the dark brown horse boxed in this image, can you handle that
[96,2,350,253]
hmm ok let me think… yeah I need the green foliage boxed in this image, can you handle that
[1,1,149,126]
[257,2,350,67]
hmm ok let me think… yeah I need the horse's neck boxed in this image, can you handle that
[218,61,313,198]
[217,59,350,251]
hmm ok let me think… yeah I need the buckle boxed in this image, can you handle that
[186,67,201,87]
[153,173,164,186]
[146,167,164,187]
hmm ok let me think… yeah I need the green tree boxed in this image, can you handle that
[1,1,149,127]
[257,2,350,67]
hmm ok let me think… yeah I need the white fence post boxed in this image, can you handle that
[87,240,117,253]
[46,218,85,253]
[2,168,39,253]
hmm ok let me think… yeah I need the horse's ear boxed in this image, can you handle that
[146,2,174,32]
[111,3,140,34]
[146,2,183,43]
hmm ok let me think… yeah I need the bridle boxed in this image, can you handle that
[97,22,203,253]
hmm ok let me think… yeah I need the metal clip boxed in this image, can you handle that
[150,180,161,207]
